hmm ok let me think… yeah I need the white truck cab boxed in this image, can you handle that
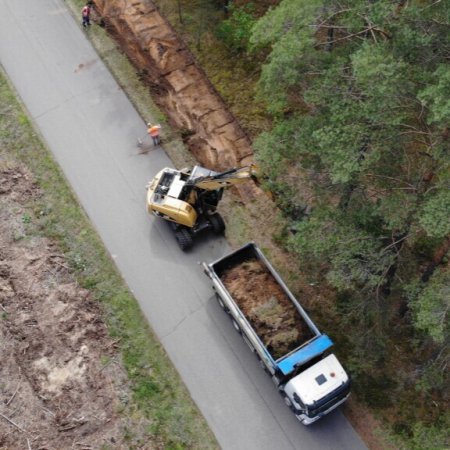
[284,354,350,425]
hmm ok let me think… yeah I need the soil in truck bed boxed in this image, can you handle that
[220,259,315,360]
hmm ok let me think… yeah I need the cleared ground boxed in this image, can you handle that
[0,164,137,449]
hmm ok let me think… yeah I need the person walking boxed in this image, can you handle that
[81,4,91,28]
[147,123,161,146]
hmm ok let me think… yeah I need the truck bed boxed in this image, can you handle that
[205,243,349,422]
[209,243,317,361]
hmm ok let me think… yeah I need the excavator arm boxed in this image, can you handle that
[187,164,259,190]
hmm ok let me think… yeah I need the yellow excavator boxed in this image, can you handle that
[146,164,258,250]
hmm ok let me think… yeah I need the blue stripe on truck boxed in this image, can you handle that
[277,335,334,376]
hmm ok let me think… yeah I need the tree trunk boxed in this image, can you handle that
[379,231,408,298]
[326,27,334,52]
[339,182,357,210]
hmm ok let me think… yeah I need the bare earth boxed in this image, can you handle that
[93,0,253,171]
[91,0,262,203]
[220,259,314,360]
[0,165,144,449]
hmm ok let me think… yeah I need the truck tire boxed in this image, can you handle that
[175,228,193,251]
[231,318,241,334]
[216,293,228,312]
[258,357,270,374]
[281,392,294,411]
[210,213,225,234]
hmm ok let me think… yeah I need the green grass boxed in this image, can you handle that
[0,66,217,449]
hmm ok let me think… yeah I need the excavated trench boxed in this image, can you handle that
[93,0,258,188]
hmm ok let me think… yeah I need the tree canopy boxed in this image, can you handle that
[248,0,449,443]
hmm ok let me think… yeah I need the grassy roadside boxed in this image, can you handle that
[0,66,217,449]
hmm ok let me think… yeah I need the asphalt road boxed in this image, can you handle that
[0,1,367,449]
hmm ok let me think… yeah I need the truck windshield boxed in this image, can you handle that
[306,379,351,417]
[289,354,323,379]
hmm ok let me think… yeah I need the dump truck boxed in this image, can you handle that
[203,243,350,425]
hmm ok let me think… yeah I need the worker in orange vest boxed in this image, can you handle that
[147,123,161,146]
[81,4,91,28]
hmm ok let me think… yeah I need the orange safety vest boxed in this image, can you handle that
[148,125,161,137]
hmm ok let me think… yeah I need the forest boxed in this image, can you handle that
[158,0,450,447]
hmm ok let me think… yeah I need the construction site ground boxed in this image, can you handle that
[0,1,394,448]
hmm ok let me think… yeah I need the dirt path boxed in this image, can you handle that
[0,165,148,449]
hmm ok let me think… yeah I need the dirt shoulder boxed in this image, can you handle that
[0,164,134,449]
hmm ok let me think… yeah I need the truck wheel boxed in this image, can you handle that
[258,357,269,374]
[216,294,228,312]
[231,318,241,334]
[210,213,225,234]
[282,393,294,410]
[175,228,193,251]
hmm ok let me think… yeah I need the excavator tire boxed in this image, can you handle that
[210,213,225,234]
[175,228,193,251]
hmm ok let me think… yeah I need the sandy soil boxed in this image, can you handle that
[220,259,314,359]
[0,165,149,449]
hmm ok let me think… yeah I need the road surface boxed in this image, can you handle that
[0,1,367,449]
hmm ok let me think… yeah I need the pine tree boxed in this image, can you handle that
[250,0,450,441]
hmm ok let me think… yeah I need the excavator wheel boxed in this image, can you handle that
[210,213,225,234]
[175,228,193,251]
